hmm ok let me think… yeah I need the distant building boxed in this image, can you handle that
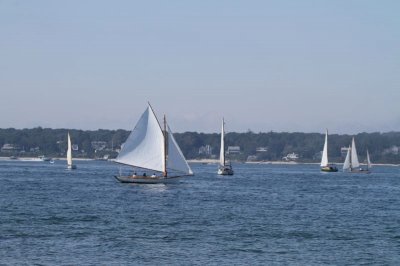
[247,155,258,162]
[256,147,268,152]
[341,147,350,157]
[1,144,21,152]
[29,147,40,152]
[227,146,241,154]
[314,151,323,160]
[283,152,299,161]
[72,144,79,151]
[91,141,107,151]
[382,146,399,155]
[198,145,213,156]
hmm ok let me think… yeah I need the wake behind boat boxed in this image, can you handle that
[114,103,193,183]
[320,129,338,172]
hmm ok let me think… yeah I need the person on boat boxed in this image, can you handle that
[151,173,156,177]
[132,172,137,177]
[143,173,146,177]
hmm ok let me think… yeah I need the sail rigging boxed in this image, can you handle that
[115,104,192,176]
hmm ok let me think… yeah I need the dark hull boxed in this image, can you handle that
[67,164,77,170]
[321,166,338,172]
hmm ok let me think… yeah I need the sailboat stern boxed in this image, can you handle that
[218,164,234,175]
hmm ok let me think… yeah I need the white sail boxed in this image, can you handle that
[351,137,360,169]
[320,129,329,167]
[367,150,372,169]
[116,106,165,172]
[67,132,73,166]
[343,146,351,170]
[219,118,225,167]
[166,125,193,175]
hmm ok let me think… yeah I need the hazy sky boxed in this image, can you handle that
[1,0,399,133]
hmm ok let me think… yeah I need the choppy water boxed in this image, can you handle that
[1,160,400,265]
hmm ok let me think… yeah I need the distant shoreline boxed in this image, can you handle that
[187,159,399,167]
[1,157,398,167]
[0,157,94,162]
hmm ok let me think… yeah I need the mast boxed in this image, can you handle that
[163,114,168,177]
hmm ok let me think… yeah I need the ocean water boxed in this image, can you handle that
[1,160,400,265]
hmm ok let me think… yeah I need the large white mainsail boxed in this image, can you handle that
[166,125,193,175]
[320,129,329,167]
[115,106,165,173]
[67,132,73,166]
[219,118,225,167]
[350,137,360,169]
[343,146,351,170]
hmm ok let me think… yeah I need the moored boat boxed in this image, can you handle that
[218,118,234,175]
[67,132,77,170]
[343,137,370,173]
[320,129,338,172]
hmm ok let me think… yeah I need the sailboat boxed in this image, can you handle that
[114,103,193,184]
[343,137,370,173]
[320,129,338,172]
[67,132,77,170]
[217,118,234,175]
[366,149,372,171]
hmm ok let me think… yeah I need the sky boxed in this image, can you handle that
[0,0,399,134]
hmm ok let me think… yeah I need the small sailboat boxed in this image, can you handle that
[217,118,234,175]
[320,129,338,172]
[366,149,372,171]
[67,132,77,170]
[114,103,193,183]
[343,137,369,173]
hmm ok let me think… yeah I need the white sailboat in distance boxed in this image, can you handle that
[217,118,234,175]
[366,149,372,171]
[342,137,370,173]
[320,129,338,172]
[114,103,193,183]
[67,132,76,170]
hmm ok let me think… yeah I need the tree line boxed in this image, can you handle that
[0,127,399,163]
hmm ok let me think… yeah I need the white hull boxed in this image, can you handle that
[114,175,181,184]
[218,166,234,175]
